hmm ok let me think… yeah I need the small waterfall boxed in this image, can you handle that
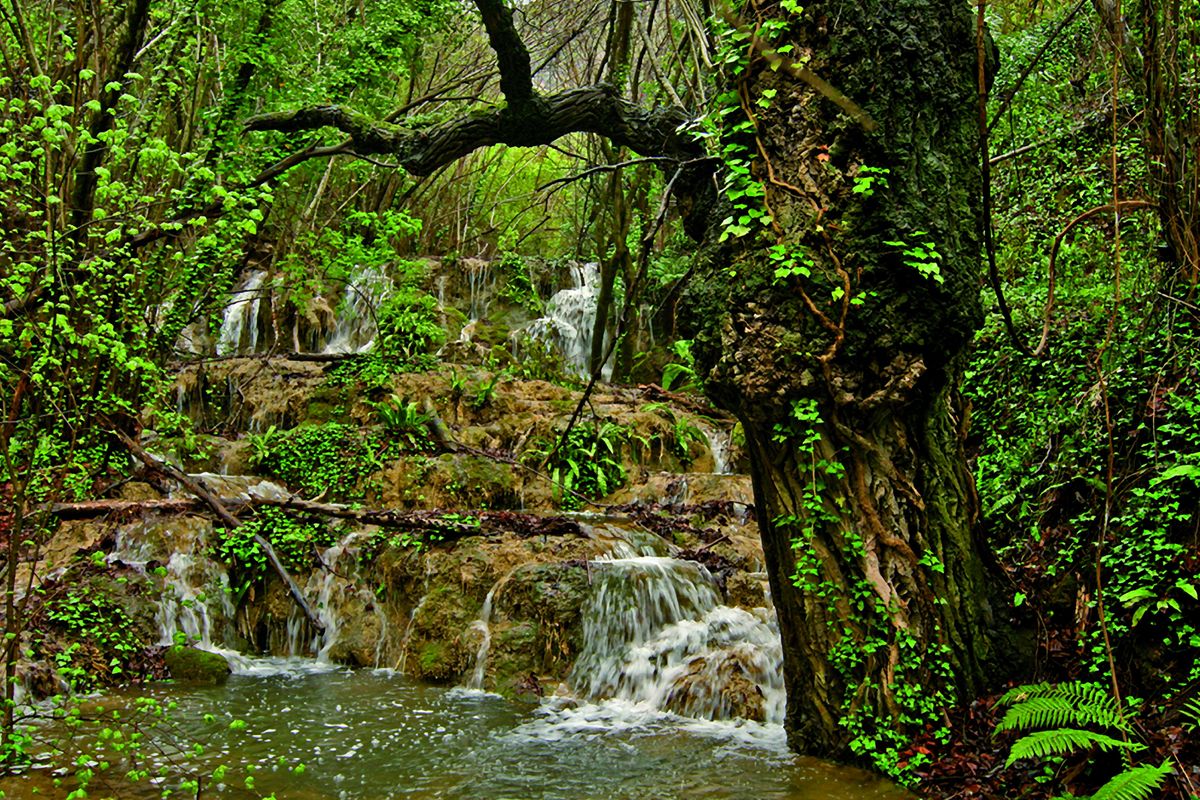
[306,537,353,660]
[464,258,494,321]
[216,270,269,356]
[464,585,498,691]
[288,531,383,662]
[697,423,733,475]
[109,518,238,653]
[517,262,607,377]
[395,591,429,675]
[322,266,393,354]
[567,555,784,723]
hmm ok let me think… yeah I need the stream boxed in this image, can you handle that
[3,660,910,799]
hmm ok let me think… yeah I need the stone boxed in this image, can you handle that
[164,646,231,685]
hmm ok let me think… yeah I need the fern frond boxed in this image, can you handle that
[997,682,1131,733]
[1181,698,1200,732]
[997,696,1130,734]
[999,682,1055,706]
[1088,760,1172,800]
[1005,729,1144,767]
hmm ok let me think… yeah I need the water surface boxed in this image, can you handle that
[4,662,911,799]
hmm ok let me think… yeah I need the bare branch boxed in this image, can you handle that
[473,0,535,106]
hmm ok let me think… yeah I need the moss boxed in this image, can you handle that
[490,622,540,697]
[164,646,231,685]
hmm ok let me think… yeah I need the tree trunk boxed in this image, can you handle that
[688,0,1004,763]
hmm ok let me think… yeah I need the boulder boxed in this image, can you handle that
[164,646,231,685]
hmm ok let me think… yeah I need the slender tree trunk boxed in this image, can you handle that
[689,0,1005,760]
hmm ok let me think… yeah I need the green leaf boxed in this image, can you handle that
[1006,729,1141,767]
[1119,587,1155,604]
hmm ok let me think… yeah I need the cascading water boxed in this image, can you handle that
[565,554,784,724]
[215,270,269,356]
[464,585,498,691]
[517,262,607,377]
[322,265,394,354]
[465,259,494,321]
[287,531,387,663]
[108,517,240,660]
[697,421,734,475]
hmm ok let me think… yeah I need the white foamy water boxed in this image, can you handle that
[564,553,784,725]
[517,261,608,377]
[322,265,393,354]
[216,270,269,356]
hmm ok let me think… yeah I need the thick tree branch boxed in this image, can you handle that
[244,84,701,176]
[473,0,534,106]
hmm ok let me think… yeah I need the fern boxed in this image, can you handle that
[1181,697,1200,732]
[997,694,1131,735]
[1088,760,1172,800]
[995,682,1175,799]
[1005,728,1143,767]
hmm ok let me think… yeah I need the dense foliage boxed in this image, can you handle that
[2,0,1198,797]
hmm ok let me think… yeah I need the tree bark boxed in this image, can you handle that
[687,0,1004,760]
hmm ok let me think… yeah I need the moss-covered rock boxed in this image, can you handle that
[164,646,231,685]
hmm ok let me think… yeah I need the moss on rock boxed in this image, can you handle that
[164,646,231,685]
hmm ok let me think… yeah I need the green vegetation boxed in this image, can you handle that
[212,508,338,598]
[995,683,1172,800]
[2,0,1199,796]
[246,422,411,500]
[527,422,631,511]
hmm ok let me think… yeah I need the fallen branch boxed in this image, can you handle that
[49,498,224,519]
[49,492,586,541]
[249,495,584,540]
[109,428,325,634]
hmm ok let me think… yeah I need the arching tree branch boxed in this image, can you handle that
[244,84,702,177]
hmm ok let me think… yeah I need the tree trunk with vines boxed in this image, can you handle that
[688,0,1006,762]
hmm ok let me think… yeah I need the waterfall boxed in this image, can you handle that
[463,585,498,691]
[109,517,239,656]
[322,265,393,354]
[697,422,734,475]
[566,555,784,723]
[215,270,269,356]
[286,531,387,664]
[464,258,494,321]
[517,262,607,377]
[395,592,428,675]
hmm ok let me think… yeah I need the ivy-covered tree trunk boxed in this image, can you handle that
[688,0,1004,765]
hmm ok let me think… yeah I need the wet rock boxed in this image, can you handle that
[116,481,162,502]
[663,652,767,722]
[608,472,754,508]
[164,645,231,685]
[376,454,518,510]
[404,585,475,683]
[325,600,384,667]
[724,572,769,609]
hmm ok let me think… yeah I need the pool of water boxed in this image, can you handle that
[3,660,911,799]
